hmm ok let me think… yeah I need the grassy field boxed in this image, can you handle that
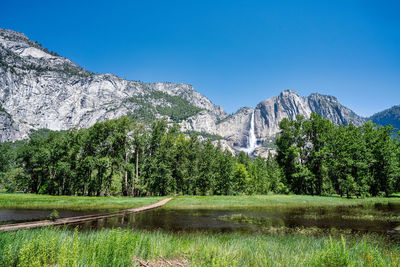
[0,193,165,211]
[0,227,399,267]
[1,194,399,266]
[165,194,400,209]
[1,193,399,211]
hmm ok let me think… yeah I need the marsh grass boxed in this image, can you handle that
[2,194,399,211]
[0,194,164,211]
[165,195,400,210]
[217,213,393,236]
[0,228,399,267]
[1,195,399,266]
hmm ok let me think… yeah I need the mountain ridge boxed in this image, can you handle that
[0,28,398,156]
[0,28,226,142]
[369,105,400,131]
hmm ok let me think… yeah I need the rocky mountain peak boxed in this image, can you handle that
[279,89,299,97]
[251,91,365,152]
[308,93,338,103]
[0,28,226,142]
[0,28,30,43]
[0,28,376,158]
[184,90,366,156]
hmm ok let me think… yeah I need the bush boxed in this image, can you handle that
[49,210,59,221]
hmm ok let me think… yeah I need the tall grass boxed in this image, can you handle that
[166,195,400,209]
[2,194,399,211]
[0,228,398,266]
[0,194,164,211]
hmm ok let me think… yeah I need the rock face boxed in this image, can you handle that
[0,28,226,141]
[182,89,366,154]
[181,107,255,148]
[216,108,255,148]
[0,28,369,155]
[253,90,365,144]
[0,108,27,142]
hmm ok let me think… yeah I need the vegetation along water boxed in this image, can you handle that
[0,195,399,266]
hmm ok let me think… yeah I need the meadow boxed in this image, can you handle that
[2,193,399,211]
[165,194,400,209]
[0,227,399,267]
[0,194,399,266]
[0,193,164,211]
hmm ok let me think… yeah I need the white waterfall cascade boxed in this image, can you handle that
[241,110,258,155]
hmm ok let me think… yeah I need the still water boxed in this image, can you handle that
[0,209,99,225]
[71,204,400,235]
[1,204,399,236]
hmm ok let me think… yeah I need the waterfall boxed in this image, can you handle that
[242,110,258,155]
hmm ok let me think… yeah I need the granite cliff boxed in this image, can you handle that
[0,28,226,142]
[0,28,371,156]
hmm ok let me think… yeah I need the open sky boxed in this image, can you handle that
[2,0,400,116]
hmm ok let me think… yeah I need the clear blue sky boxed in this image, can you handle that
[2,0,400,116]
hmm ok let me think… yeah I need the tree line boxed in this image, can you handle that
[277,113,400,197]
[0,114,399,197]
[0,117,283,196]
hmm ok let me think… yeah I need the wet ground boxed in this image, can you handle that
[70,203,400,236]
[0,209,100,225]
[1,203,399,237]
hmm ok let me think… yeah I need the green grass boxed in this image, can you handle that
[1,195,400,266]
[2,193,399,211]
[0,228,398,267]
[0,193,165,211]
[8,194,395,212]
[165,194,400,209]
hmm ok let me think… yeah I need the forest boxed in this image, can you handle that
[0,117,281,196]
[277,113,400,197]
[0,114,399,197]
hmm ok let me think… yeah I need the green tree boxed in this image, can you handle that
[233,162,250,193]
[247,157,269,194]
[196,140,217,195]
[214,148,235,195]
[276,115,312,194]
[304,113,334,195]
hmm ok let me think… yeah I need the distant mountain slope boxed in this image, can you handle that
[182,90,366,156]
[0,28,373,156]
[0,28,226,142]
[369,105,400,130]
[254,90,365,140]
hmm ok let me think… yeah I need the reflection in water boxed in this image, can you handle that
[0,209,100,225]
[73,209,254,233]
[2,204,398,237]
[71,204,400,237]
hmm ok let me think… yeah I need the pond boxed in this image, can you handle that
[70,203,400,237]
[1,203,399,237]
[0,209,100,225]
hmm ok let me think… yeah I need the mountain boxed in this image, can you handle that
[369,105,400,131]
[0,28,226,142]
[254,90,365,140]
[0,28,370,155]
[182,89,366,156]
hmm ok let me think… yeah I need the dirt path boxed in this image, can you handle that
[0,197,172,232]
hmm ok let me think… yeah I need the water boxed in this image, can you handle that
[241,110,258,155]
[2,204,398,238]
[71,204,400,237]
[0,209,100,225]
